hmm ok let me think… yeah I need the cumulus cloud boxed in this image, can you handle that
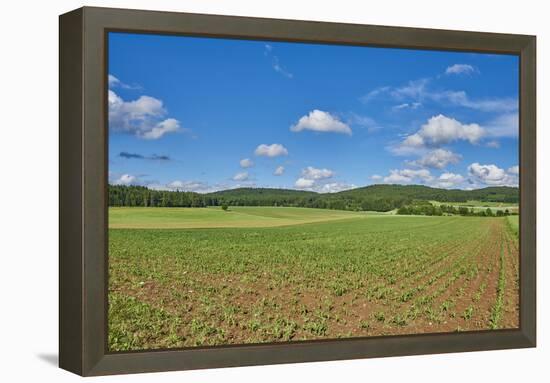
[383,168,433,184]
[232,171,249,181]
[435,172,465,188]
[468,163,518,186]
[240,158,254,168]
[409,149,462,169]
[294,178,315,189]
[274,166,285,176]
[301,166,334,180]
[291,110,352,135]
[370,175,383,181]
[294,166,343,191]
[254,143,289,157]
[108,89,182,139]
[445,64,476,75]
[397,115,484,152]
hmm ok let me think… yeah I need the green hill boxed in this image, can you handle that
[108,184,518,212]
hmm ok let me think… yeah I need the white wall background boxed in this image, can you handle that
[0,0,547,381]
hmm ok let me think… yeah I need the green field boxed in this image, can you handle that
[109,206,372,229]
[108,206,519,351]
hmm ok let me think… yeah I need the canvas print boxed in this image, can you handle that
[107,32,519,351]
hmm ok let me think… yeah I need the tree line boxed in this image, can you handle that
[109,184,519,213]
[397,201,515,217]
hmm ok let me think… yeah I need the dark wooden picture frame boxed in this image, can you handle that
[59,6,536,376]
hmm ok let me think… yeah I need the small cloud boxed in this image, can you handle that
[254,144,289,157]
[291,110,352,135]
[486,140,500,148]
[232,171,249,181]
[119,152,171,161]
[445,64,476,75]
[108,74,141,90]
[112,174,139,185]
[264,45,293,78]
[240,158,254,168]
[371,175,383,181]
[392,102,422,111]
[317,182,357,193]
[294,178,315,189]
[274,166,285,176]
[301,166,334,180]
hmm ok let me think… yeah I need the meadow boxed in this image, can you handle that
[108,206,519,351]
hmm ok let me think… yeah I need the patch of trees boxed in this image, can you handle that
[397,202,515,217]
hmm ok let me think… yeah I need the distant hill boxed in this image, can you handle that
[109,184,518,212]
[332,184,519,203]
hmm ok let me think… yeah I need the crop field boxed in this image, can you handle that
[108,207,519,351]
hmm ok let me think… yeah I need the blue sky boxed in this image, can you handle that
[108,32,519,193]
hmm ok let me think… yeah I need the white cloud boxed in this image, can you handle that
[399,115,484,151]
[486,140,500,148]
[317,182,357,193]
[294,178,315,189]
[383,168,433,184]
[232,171,249,181]
[346,113,382,133]
[240,158,254,168]
[432,90,517,112]
[360,86,390,103]
[140,118,180,140]
[468,163,518,186]
[486,113,519,138]
[264,45,293,78]
[508,165,519,175]
[301,166,334,180]
[410,149,462,169]
[362,77,517,113]
[291,110,352,135]
[108,74,121,87]
[435,172,465,188]
[274,166,285,176]
[370,175,383,181]
[112,174,138,185]
[254,143,288,157]
[391,79,430,100]
[108,89,182,139]
[294,166,341,191]
[445,64,476,75]
[393,102,422,111]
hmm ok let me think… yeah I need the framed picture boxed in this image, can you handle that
[59,7,536,376]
